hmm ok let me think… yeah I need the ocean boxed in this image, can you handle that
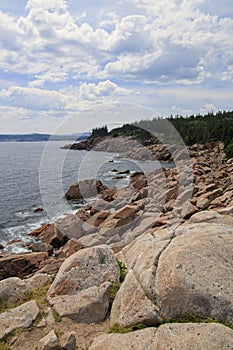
[0,141,163,253]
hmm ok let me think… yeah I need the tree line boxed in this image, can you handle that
[90,110,233,158]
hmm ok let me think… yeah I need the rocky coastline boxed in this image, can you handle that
[1,141,233,349]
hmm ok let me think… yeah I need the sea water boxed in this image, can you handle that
[0,141,163,252]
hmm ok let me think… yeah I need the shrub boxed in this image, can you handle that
[225,143,233,159]
[117,259,127,282]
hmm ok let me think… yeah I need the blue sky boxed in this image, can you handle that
[0,0,232,134]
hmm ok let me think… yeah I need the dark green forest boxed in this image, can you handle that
[133,110,233,146]
[90,110,233,158]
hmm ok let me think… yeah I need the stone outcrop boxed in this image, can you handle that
[0,252,48,280]
[110,229,171,327]
[47,245,120,322]
[89,323,233,350]
[110,221,233,327]
[156,222,233,324]
[2,141,233,349]
[0,301,39,340]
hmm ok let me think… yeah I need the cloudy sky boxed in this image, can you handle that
[0,0,232,134]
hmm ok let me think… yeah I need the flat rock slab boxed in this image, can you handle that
[89,323,233,350]
[188,210,233,226]
[0,300,39,339]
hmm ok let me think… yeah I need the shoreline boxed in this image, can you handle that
[1,141,233,348]
[0,140,229,256]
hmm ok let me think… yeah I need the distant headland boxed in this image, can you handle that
[0,132,90,142]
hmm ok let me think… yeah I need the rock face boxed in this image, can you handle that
[111,222,233,327]
[47,245,120,323]
[111,229,171,327]
[156,223,233,324]
[89,323,233,350]
[0,301,39,340]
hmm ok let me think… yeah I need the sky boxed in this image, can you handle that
[0,0,232,134]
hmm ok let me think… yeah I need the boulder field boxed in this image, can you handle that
[0,141,233,349]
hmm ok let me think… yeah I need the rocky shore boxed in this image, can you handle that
[0,141,233,349]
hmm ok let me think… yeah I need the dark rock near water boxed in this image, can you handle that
[34,207,44,213]
[0,252,48,280]
[30,223,68,248]
[65,179,108,201]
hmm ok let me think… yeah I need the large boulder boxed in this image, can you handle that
[47,245,120,323]
[0,301,39,340]
[89,323,233,350]
[110,270,160,327]
[111,221,233,327]
[48,282,111,323]
[30,223,68,248]
[65,179,108,201]
[156,223,233,324]
[111,229,171,327]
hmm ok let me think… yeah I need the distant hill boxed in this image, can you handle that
[0,132,90,142]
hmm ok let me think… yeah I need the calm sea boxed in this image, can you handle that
[0,141,162,252]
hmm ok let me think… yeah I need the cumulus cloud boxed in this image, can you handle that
[79,80,128,101]
[0,0,232,132]
[1,0,232,85]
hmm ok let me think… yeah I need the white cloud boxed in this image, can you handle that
[0,0,233,133]
[79,80,128,101]
[0,86,67,111]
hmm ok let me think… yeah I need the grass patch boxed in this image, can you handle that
[0,284,51,314]
[0,329,23,350]
[0,297,19,314]
[108,283,121,304]
[159,314,232,327]
[23,284,50,308]
[0,342,10,350]
[116,259,127,283]
[109,323,149,333]
[108,324,133,334]
[52,310,62,323]
[108,315,233,334]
